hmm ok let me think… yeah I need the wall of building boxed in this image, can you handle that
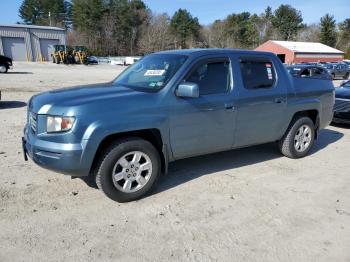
[0,26,66,61]
[293,53,344,63]
[256,40,344,64]
[255,41,295,64]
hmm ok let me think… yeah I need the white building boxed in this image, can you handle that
[0,24,66,62]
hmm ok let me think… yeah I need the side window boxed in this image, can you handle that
[311,67,324,76]
[185,60,231,95]
[300,69,311,77]
[240,59,275,89]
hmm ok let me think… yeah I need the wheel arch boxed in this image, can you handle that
[289,109,320,138]
[89,128,167,176]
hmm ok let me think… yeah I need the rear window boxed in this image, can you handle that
[240,59,275,89]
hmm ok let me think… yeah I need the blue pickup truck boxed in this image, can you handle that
[23,49,334,202]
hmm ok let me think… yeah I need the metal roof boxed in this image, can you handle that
[272,40,344,54]
[0,24,65,31]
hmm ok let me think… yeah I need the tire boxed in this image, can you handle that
[279,117,315,159]
[344,72,349,80]
[0,64,8,73]
[331,73,335,80]
[95,137,161,202]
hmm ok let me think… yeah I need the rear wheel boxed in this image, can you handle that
[331,73,335,80]
[344,72,349,79]
[279,117,315,159]
[95,137,161,202]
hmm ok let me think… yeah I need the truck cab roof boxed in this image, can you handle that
[156,48,274,58]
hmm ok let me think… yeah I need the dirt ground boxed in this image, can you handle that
[0,62,349,262]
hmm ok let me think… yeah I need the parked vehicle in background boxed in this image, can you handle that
[85,56,98,65]
[22,49,335,202]
[0,55,12,73]
[124,56,141,66]
[324,63,350,79]
[333,80,350,124]
[286,64,331,80]
[343,60,350,68]
[110,59,124,66]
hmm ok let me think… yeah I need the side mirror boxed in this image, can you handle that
[176,82,199,98]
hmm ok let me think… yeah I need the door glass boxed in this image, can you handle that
[240,59,275,89]
[300,69,311,77]
[186,60,231,95]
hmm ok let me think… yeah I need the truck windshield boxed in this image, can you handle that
[113,54,188,91]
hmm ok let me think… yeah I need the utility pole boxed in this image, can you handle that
[49,11,52,26]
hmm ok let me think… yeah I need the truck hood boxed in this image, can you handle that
[335,87,350,100]
[29,82,155,115]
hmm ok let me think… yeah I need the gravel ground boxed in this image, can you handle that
[0,62,349,262]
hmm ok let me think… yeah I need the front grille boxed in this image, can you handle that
[29,113,37,133]
[334,98,350,113]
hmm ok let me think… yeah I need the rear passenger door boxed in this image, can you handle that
[234,56,287,147]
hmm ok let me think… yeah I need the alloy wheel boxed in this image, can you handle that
[111,151,153,193]
[294,124,312,152]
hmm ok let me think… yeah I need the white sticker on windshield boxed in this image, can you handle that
[144,70,166,76]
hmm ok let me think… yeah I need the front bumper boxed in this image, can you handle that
[22,125,90,176]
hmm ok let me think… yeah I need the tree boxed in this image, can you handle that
[260,6,274,42]
[337,18,350,52]
[224,12,252,48]
[127,0,149,55]
[206,20,227,48]
[139,13,174,54]
[170,9,200,49]
[297,24,321,42]
[272,4,304,40]
[320,14,337,47]
[71,0,104,50]
[19,0,67,26]
[246,14,261,48]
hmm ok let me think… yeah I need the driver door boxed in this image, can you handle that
[169,57,237,159]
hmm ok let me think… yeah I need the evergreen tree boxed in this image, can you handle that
[170,9,200,49]
[225,12,250,47]
[272,5,304,40]
[320,14,337,47]
[337,18,350,52]
[19,0,66,26]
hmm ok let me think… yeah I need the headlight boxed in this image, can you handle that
[47,116,75,133]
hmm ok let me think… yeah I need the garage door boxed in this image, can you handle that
[40,39,59,62]
[2,37,26,61]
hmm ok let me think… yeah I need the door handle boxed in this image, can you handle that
[274,98,286,104]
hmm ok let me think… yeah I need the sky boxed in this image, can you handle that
[0,0,348,26]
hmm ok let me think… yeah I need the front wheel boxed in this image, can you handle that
[95,138,161,202]
[279,117,315,159]
[0,64,8,73]
[344,72,349,80]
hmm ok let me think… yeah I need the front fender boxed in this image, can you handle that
[79,115,169,174]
